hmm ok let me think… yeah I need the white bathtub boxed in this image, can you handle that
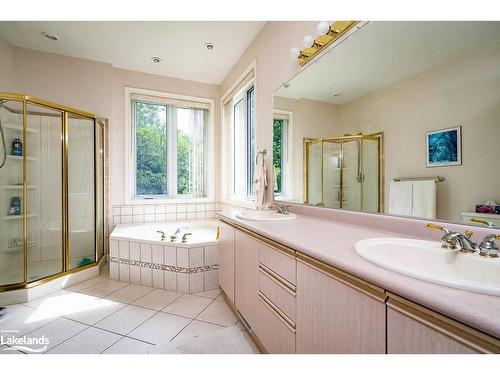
[110,220,219,247]
[109,220,220,294]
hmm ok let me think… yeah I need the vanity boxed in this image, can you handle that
[216,210,500,354]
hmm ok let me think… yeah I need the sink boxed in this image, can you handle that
[235,210,297,222]
[355,238,500,296]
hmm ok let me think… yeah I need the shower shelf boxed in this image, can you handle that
[6,155,37,161]
[3,123,38,133]
[1,214,38,221]
[2,185,37,189]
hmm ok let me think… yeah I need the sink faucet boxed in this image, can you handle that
[478,234,500,258]
[426,223,478,253]
[268,202,291,214]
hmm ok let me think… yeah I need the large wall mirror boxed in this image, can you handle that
[273,21,500,227]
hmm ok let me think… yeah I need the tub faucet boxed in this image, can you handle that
[156,230,166,241]
[170,227,182,242]
[182,233,192,243]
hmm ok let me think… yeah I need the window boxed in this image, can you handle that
[273,111,291,198]
[126,88,213,202]
[221,65,256,203]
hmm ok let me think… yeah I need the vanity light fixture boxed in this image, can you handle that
[41,32,59,41]
[151,56,162,64]
[205,43,215,50]
[291,21,359,66]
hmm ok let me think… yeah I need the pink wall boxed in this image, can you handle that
[0,36,15,91]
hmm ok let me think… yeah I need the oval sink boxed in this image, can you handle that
[235,210,297,222]
[355,238,500,296]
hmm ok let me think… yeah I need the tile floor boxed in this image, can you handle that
[0,266,258,354]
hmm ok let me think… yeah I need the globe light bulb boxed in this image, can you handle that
[316,21,331,36]
[290,47,301,59]
[303,35,315,48]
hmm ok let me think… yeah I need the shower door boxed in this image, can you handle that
[322,139,342,208]
[341,139,362,211]
[0,99,26,287]
[304,139,322,205]
[67,113,96,270]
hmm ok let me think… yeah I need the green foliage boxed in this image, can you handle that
[177,131,190,195]
[273,119,282,193]
[135,102,167,195]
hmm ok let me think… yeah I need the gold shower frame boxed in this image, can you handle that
[303,133,384,213]
[0,91,106,292]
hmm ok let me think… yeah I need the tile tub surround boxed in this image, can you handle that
[111,202,217,227]
[217,210,500,339]
[109,222,219,293]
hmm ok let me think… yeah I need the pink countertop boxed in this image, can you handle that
[217,209,500,339]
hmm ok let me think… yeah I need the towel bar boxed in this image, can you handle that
[393,176,445,183]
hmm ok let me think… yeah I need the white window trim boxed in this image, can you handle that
[124,86,215,205]
[273,109,294,202]
[220,61,258,209]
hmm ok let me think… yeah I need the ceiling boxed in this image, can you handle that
[275,21,500,104]
[0,21,265,84]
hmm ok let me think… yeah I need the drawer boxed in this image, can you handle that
[257,292,296,354]
[259,264,296,322]
[259,242,296,285]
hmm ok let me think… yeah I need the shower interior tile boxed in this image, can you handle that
[118,241,130,259]
[119,264,130,283]
[152,245,164,264]
[164,246,176,266]
[152,269,164,289]
[129,242,140,261]
[140,243,152,262]
[140,268,152,287]
[130,265,141,284]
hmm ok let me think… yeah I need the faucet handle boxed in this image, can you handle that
[471,218,496,228]
[479,234,500,258]
[181,233,192,243]
[426,223,450,234]
[156,230,166,240]
[465,230,473,239]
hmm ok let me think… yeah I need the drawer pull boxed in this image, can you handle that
[259,291,296,333]
[259,263,296,295]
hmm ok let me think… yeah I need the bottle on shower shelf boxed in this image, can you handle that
[12,138,22,156]
[8,196,21,216]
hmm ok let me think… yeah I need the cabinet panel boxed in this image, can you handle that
[387,307,479,354]
[257,296,296,354]
[218,222,235,303]
[234,230,260,330]
[259,242,296,285]
[259,265,296,322]
[296,261,385,353]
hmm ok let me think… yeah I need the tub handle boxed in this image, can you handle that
[156,230,166,240]
[181,233,192,243]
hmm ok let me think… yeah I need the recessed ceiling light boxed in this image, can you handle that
[151,56,162,64]
[283,82,290,89]
[205,43,214,51]
[333,92,342,97]
[41,32,59,41]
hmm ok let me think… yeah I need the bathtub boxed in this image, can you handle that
[109,220,219,294]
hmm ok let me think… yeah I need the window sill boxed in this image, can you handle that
[125,197,214,205]
[220,197,256,210]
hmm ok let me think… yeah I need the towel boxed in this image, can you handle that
[388,181,413,216]
[253,158,267,208]
[412,180,436,219]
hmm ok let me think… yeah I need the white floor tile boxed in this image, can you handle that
[95,305,156,335]
[196,298,237,327]
[80,279,129,297]
[67,275,108,292]
[102,337,155,354]
[162,294,212,319]
[131,289,181,311]
[63,298,125,325]
[0,305,56,337]
[128,312,191,345]
[106,284,153,304]
[47,327,121,354]
[23,318,87,353]
[195,288,222,300]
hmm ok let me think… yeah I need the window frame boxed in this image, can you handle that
[124,87,214,204]
[273,109,293,201]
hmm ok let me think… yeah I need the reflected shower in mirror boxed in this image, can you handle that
[273,21,500,227]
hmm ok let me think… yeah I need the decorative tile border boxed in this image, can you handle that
[109,257,218,274]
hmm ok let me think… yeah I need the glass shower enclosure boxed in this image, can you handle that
[0,92,105,291]
[304,134,383,212]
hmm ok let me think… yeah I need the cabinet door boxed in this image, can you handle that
[296,260,386,353]
[387,306,479,354]
[234,230,260,330]
[218,222,235,304]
